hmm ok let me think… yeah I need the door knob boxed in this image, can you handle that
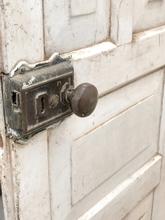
[65,83,98,117]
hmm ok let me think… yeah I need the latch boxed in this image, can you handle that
[3,55,98,140]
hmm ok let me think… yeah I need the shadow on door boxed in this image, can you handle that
[0,186,4,220]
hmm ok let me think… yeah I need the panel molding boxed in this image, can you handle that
[152,68,165,220]
[72,93,162,203]
[133,0,165,33]
[62,25,165,96]
[70,0,97,16]
[44,0,110,54]
[111,0,133,45]
[67,155,162,220]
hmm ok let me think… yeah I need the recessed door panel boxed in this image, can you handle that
[133,0,165,32]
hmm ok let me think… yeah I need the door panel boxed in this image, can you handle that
[0,1,165,220]
[48,70,162,148]
[0,0,44,72]
[66,26,165,96]
[43,0,110,54]
[123,193,153,220]
[133,0,165,32]
[0,1,49,220]
[11,132,51,220]
[67,155,161,220]
[48,69,163,219]
[71,0,97,16]
[72,93,161,203]
[152,73,165,220]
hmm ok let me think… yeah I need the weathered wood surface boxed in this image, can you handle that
[0,0,165,220]
[63,25,165,96]
[152,69,165,220]
[67,155,162,220]
[123,193,153,220]
[72,94,161,203]
[0,1,50,220]
[133,0,165,33]
[111,0,133,45]
[44,0,110,54]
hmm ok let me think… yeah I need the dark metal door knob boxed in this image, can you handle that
[65,83,98,117]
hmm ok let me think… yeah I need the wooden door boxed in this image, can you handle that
[0,0,165,220]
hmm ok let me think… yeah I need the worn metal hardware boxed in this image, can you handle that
[66,83,98,117]
[3,55,98,141]
[3,55,74,140]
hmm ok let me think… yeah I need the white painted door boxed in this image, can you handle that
[0,0,165,220]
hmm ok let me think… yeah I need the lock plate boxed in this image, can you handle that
[3,56,74,140]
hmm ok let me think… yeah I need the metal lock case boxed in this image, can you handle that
[3,57,74,140]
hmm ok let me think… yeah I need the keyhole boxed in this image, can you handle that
[12,91,20,107]
[36,93,48,118]
[41,97,45,113]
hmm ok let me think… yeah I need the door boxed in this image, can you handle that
[0,0,165,220]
